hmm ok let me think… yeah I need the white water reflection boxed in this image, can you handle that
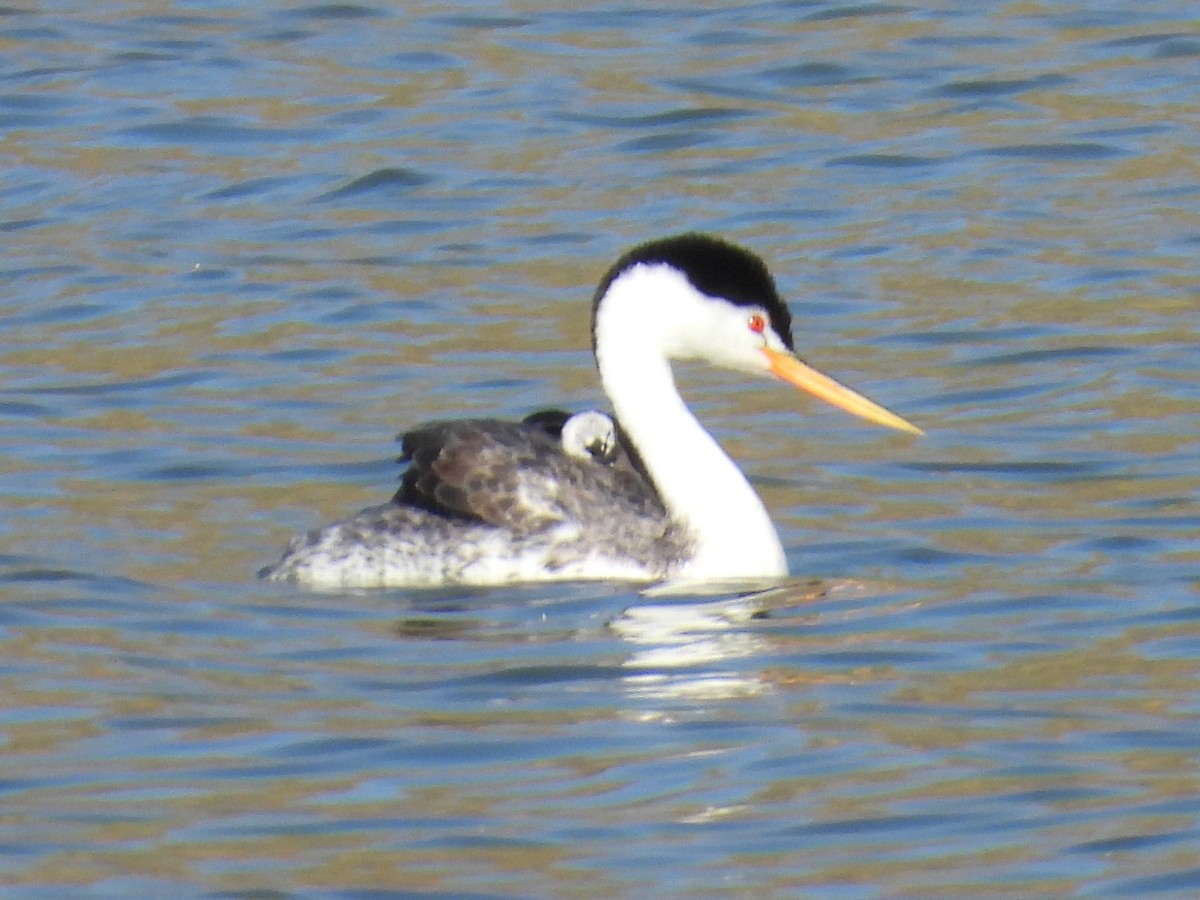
[614,579,876,702]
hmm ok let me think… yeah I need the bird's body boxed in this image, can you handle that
[263,234,921,590]
[266,416,683,588]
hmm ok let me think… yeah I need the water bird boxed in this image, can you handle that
[520,408,624,466]
[263,233,922,589]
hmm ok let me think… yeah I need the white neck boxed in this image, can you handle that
[594,271,787,580]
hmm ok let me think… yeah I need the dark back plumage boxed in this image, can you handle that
[393,417,663,535]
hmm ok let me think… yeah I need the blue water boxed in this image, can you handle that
[2,1,1199,896]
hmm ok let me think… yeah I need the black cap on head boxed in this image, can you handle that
[591,233,795,352]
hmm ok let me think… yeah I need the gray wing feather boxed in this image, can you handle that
[394,418,664,534]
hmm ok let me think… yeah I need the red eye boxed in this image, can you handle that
[748,313,766,334]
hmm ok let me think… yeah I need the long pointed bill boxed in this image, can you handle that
[765,348,924,436]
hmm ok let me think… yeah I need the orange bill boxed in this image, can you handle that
[765,348,924,436]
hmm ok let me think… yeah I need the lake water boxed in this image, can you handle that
[2,1,1199,896]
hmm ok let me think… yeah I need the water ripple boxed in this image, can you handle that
[2,0,1199,896]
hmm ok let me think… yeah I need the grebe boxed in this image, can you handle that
[521,409,624,466]
[262,233,921,589]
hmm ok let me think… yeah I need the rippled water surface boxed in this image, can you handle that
[3,1,1199,896]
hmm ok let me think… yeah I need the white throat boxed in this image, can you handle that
[593,267,787,580]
